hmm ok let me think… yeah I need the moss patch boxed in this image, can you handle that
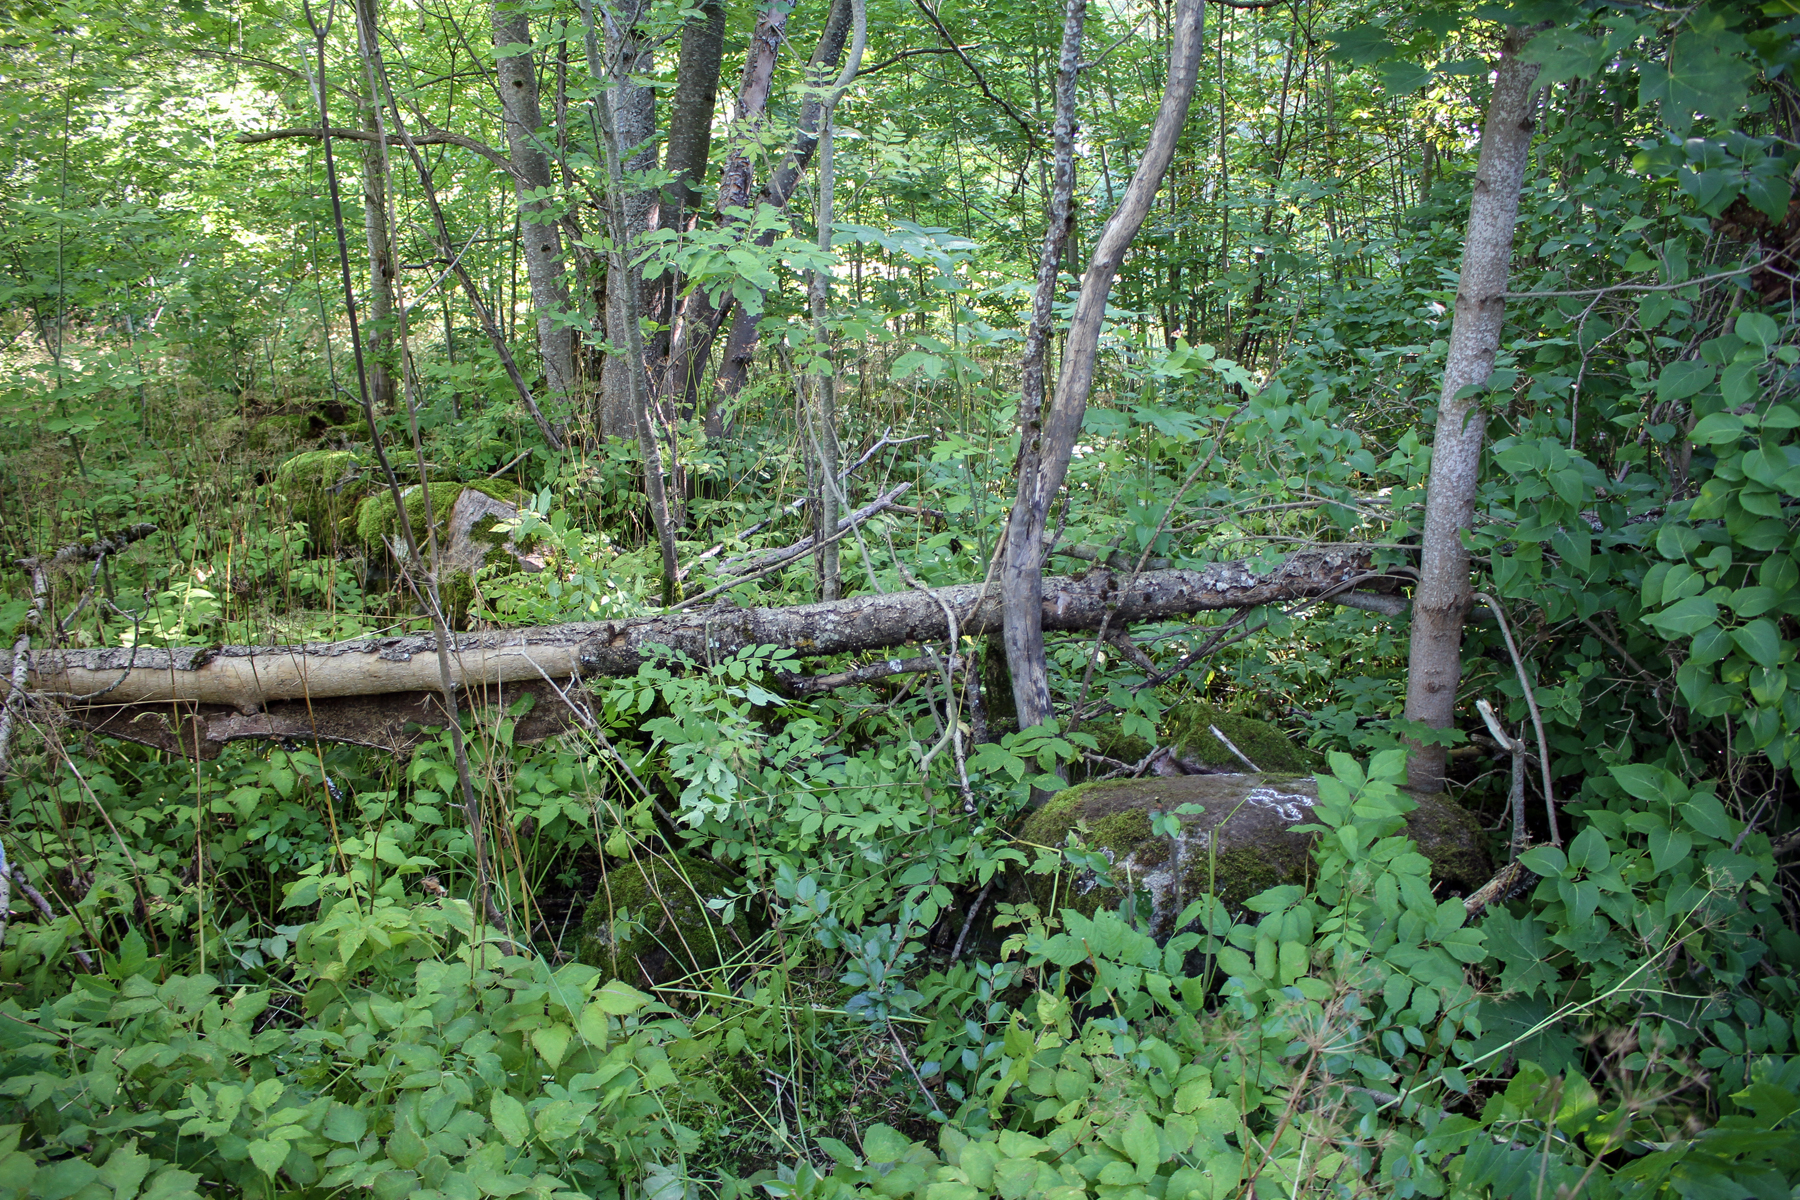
[1161,701,1320,773]
[575,856,752,987]
[352,479,520,550]
[1077,702,1319,781]
[273,450,367,548]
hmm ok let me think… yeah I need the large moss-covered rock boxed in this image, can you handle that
[352,480,521,551]
[1015,773,1490,937]
[273,449,367,547]
[1086,701,1322,777]
[576,856,752,987]
[354,482,537,622]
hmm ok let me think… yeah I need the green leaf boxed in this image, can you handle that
[1377,60,1435,94]
[531,1022,572,1069]
[1639,26,1751,130]
[1644,595,1720,637]
[323,1103,367,1144]
[1731,618,1783,668]
[864,1124,912,1164]
[491,1092,530,1147]
[1519,845,1568,877]
[1568,827,1612,874]
[594,979,654,1014]
[1682,794,1734,840]
[1611,763,1682,805]
[1690,412,1746,445]
[1649,827,1693,874]
[1325,24,1398,65]
[1655,360,1714,402]
[1737,312,1781,354]
[97,1140,154,1200]
[1122,1111,1161,1177]
[246,1138,289,1179]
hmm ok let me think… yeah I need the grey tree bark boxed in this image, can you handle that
[640,0,726,405]
[597,3,660,438]
[358,102,397,416]
[999,0,1207,733]
[708,0,855,418]
[806,0,867,601]
[20,546,1388,711]
[1401,29,1542,794]
[493,1,577,411]
[584,0,682,603]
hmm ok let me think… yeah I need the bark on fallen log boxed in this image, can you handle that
[17,547,1396,758]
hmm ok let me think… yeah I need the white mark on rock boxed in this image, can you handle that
[1244,787,1316,823]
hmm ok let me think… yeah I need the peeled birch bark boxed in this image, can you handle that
[17,548,1393,757]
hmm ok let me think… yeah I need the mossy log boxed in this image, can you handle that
[1015,773,1491,937]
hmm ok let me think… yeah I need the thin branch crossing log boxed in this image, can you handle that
[14,548,1395,758]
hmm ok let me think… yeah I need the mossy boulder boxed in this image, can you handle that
[250,414,311,452]
[273,449,367,547]
[1086,701,1322,778]
[352,479,521,551]
[576,856,752,987]
[1015,773,1491,937]
[354,482,534,621]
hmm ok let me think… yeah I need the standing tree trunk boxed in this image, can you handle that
[584,0,682,604]
[597,3,660,438]
[640,0,727,407]
[806,0,868,600]
[493,0,577,414]
[1401,29,1542,794]
[656,0,792,436]
[358,101,397,416]
[1000,0,1206,736]
[708,0,855,416]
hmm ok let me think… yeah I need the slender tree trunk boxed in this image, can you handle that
[709,0,856,417]
[641,0,726,398]
[1402,29,1542,793]
[584,0,681,604]
[655,0,792,438]
[358,102,396,415]
[493,1,577,411]
[597,5,659,438]
[1000,0,1206,736]
[807,0,868,600]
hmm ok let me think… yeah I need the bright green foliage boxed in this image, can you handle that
[6,0,1800,1193]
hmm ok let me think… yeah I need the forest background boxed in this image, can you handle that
[2,0,1800,1195]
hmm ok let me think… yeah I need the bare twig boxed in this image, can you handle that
[1473,593,1559,847]
[1207,724,1260,773]
[718,483,911,577]
[907,0,1041,152]
[1476,697,1529,859]
[5,864,97,971]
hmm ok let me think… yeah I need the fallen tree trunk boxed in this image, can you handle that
[17,547,1396,758]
